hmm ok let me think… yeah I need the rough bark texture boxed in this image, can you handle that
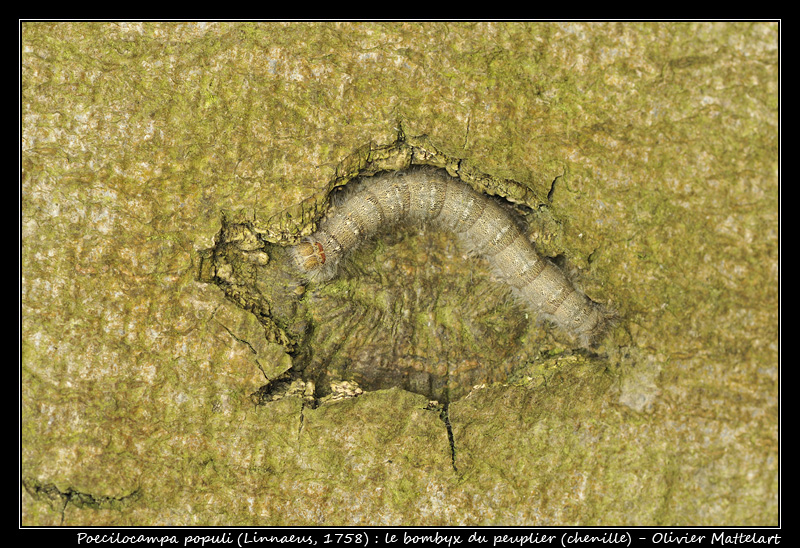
[21,22,778,525]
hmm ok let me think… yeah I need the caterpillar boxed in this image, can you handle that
[291,167,611,347]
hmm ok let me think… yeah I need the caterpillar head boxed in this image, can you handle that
[290,236,338,282]
[293,239,326,270]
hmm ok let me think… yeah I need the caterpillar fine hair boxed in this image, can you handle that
[291,167,611,347]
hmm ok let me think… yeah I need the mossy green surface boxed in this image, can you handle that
[22,22,777,525]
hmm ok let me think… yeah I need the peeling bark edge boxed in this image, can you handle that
[255,131,546,245]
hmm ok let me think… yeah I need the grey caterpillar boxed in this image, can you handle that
[291,167,611,347]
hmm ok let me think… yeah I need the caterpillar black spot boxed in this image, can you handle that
[291,167,612,347]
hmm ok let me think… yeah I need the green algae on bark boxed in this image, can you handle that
[22,22,778,526]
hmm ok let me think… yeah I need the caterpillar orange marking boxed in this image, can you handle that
[314,241,326,265]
